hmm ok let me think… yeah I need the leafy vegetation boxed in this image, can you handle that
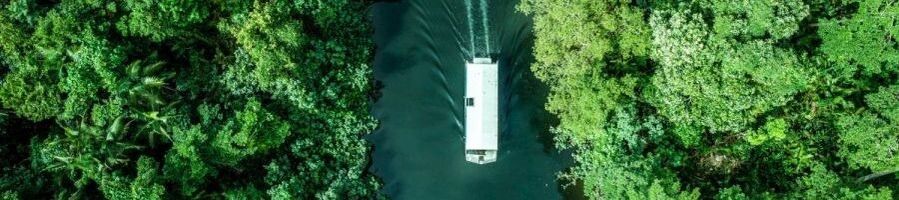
[0,0,379,199]
[521,0,899,199]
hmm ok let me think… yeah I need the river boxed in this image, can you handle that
[367,0,573,199]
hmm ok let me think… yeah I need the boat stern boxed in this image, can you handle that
[465,150,497,164]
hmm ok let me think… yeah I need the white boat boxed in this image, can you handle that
[464,57,498,164]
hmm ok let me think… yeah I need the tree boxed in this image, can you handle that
[523,0,899,199]
[98,157,165,200]
[819,0,899,81]
[648,0,811,133]
[117,0,211,42]
[212,99,290,166]
[837,85,899,173]
[0,0,379,198]
[793,164,893,199]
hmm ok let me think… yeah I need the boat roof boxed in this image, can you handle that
[464,58,498,150]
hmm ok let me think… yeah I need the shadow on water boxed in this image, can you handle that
[367,0,575,199]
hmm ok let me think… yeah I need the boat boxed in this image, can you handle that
[464,57,498,164]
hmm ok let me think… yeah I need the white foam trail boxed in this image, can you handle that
[464,0,476,59]
[479,0,490,54]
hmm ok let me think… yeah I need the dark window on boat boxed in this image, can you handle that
[466,150,486,155]
[466,98,474,106]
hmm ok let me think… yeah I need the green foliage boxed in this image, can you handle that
[0,0,378,199]
[794,164,893,199]
[837,85,899,172]
[223,185,267,200]
[714,186,748,200]
[745,118,788,146]
[219,0,372,111]
[673,124,701,148]
[0,1,125,121]
[523,0,899,199]
[519,0,650,84]
[212,99,290,166]
[0,191,16,200]
[518,0,648,150]
[117,0,211,41]
[648,2,810,132]
[163,128,213,196]
[706,0,809,40]
[819,0,899,79]
[263,109,380,199]
[99,157,165,200]
[32,117,143,188]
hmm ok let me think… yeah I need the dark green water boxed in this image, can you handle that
[368,0,573,199]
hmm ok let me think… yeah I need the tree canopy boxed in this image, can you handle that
[0,0,379,199]
[522,0,899,199]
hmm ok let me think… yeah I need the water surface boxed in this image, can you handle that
[368,0,572,199]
